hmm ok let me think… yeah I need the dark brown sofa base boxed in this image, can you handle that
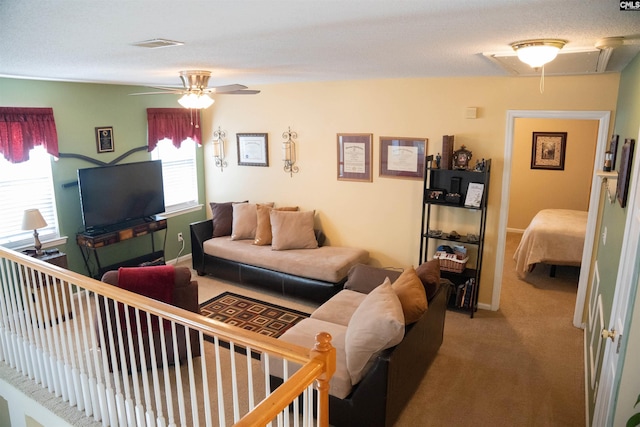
[270,280,450,427]
[190,219,345,304]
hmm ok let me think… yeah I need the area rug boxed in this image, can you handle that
[199,292,310,338]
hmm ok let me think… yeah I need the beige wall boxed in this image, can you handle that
[508,118,599,230]
[200,73,619,307]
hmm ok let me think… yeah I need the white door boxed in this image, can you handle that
[593,133,640,425]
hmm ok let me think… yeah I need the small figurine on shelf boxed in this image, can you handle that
[474,158,486,172]
[435,153,441,169]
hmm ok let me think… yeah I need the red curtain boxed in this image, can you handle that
[147,108,202,151]
[0,107,59,163]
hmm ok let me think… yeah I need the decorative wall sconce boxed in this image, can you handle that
[212,126,227,172]
[282,127,299,177]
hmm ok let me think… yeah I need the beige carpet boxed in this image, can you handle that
[393,232,585,427]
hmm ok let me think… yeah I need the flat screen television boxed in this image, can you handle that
[78,160,165,233]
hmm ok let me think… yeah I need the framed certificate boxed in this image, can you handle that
[379,137,427,179]
[237,133,269,166]
[337,133,372,182]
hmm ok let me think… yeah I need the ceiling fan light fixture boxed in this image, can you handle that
[178,93,214,109]
[511,39,566,68]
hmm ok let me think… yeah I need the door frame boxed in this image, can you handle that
[493,110,611,328]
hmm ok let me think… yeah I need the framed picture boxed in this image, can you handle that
[337,133,372,182]
[237,133,269,166]
[379,137,428,179]
[464,183,485,208]
[608,134,619,170]
[616,138,635,208]
[95,127,114,153]
[531,132,567,170]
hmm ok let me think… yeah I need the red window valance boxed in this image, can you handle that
[0,107,59,163]
[147,108,202,151]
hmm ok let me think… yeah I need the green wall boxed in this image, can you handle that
[0,77,206,275]
[610,52,640,426]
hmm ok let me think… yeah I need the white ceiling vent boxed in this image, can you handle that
[132,38,185,49]
[484,48,609,76]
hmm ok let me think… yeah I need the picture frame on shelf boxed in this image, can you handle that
[531,132,567,170]
[608,134,619,170]
[379,136,427,179]
[237,133,269,166]
[464,182,484,208]
[616,138,635,208]
[337,133,373,182]
[95,127,114,153]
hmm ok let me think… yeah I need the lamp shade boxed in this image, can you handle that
[22,208,47,230]
[511,39,566,68]
[178,93,214,109]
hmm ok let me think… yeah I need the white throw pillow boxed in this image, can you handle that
[344,278,405,385]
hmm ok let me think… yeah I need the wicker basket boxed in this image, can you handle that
[434,251,469,273]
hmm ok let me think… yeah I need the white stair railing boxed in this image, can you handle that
[0,247,334,427]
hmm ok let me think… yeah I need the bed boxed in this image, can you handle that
[513,209,588,279]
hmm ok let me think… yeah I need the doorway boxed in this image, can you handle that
[493,110,611,328]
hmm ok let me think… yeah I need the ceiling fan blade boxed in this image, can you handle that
[206,84,248,93]
[129,90,184,96]
[221,89,261,95]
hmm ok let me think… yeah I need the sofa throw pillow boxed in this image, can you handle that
[254,205,299,246]
[231,202,273,240]
[415,259,441,301]
[345,278,405,385]
[210,201,247,237]
[391,267,428,324]
[270,210,318,250]
[344,263,402,294]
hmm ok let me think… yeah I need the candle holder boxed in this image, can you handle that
[282,127,299,177]
[212,127,227,172]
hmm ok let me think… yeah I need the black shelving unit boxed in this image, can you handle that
[419,157,491,317]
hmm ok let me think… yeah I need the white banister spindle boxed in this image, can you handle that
[0,248,334,427]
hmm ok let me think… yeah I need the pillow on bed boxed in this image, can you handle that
[391,267,428,324]
[254,205,299,246]
[345,278,405,385]
[270,210,318,250]
[210,201,247,237]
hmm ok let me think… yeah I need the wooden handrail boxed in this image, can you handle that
[0,246,336,425]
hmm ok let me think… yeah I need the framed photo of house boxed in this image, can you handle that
[337,133,373,182]
[616,138,635,208]
[237,133,269,166]
[531,132,567,170]
[95,127,114,153]
[379,136,427,179]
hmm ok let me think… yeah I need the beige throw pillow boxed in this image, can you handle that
[254,205,299,246]
[345,278,405,385]
[270,210,318,250]
[391,267,428,324]
[231,202,273,240]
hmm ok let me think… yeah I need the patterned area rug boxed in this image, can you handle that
[199,292,309,338]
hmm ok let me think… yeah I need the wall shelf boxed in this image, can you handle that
[596,169,618,203]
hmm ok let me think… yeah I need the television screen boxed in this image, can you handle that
[78,160,165,233]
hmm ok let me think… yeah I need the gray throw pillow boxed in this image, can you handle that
[344,263,402,294]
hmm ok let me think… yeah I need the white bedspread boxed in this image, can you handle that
[513,209,588,278]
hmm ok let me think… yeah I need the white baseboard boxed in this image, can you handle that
[165,253,192,266]
[506,227,525,234]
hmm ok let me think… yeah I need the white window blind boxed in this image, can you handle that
[151,138,198,213]
[0,146,59,248]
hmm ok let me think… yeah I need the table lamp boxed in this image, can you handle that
[22,208,47,255]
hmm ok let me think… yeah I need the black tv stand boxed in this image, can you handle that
[77,218,167,278]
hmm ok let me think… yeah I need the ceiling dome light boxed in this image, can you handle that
[511,39,566,68]
[178,93,214,109]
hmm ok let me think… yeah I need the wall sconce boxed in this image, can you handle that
[282,127,299,177]
[212,126,227,172]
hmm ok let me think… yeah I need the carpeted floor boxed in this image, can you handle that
[393,232,584,427]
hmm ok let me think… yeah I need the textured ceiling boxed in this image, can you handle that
[1,1,639,90]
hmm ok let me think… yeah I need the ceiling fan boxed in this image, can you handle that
[130,70,260,109]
